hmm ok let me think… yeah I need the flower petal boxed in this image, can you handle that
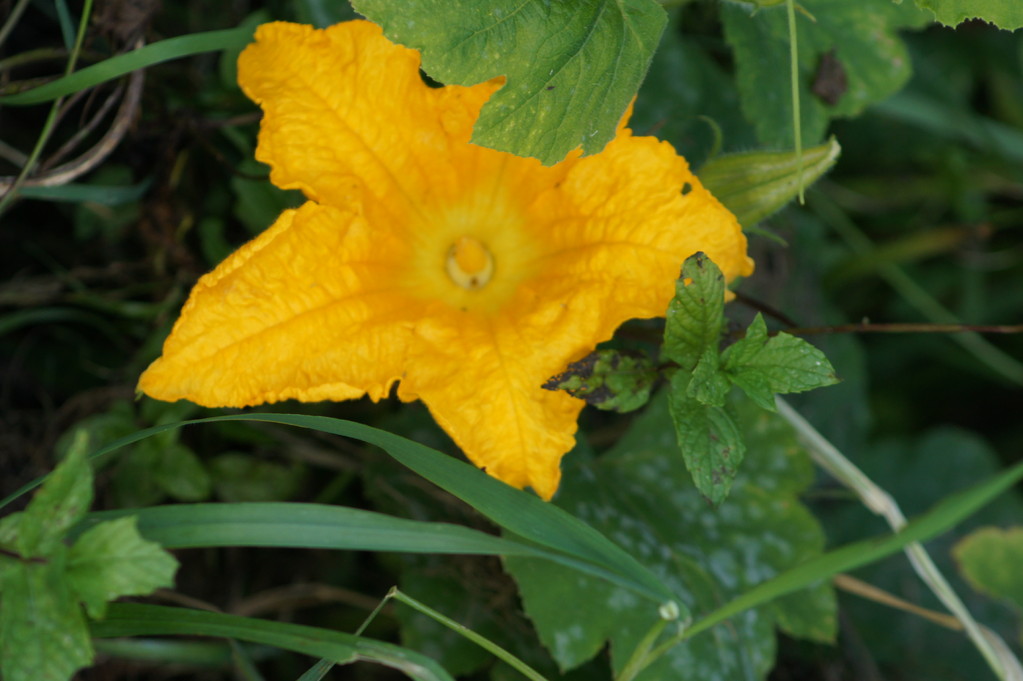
[400,310,584,500]
[523,125,754,350]
[237,21,502,216]
[138,202,416,407]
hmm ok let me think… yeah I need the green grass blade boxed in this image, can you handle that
[0,28,254,106]
[79,502,546,556]
[92,603,455,681]
[684,459,1023,640]
[17,177,152,205]
[8,413,671,605]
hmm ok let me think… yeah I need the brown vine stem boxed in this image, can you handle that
[786,322,1023,336]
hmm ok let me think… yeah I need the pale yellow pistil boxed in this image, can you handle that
[445,236,494,290]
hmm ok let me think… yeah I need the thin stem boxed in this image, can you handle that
[786,322,1023,336]
[787,0,804,203]
[776,398,1023,681]
[389,588,550,681]
[0,0,95,217]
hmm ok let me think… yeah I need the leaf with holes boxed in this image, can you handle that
[350,0,667,164]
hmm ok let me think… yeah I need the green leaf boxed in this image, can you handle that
[915,0,1023,30]
[686,349,729,407]
[210,453,304,502]
[0,556,93,681]
[668,373,746,505]
[685,458,1023,642]
[698,137,841,228]
[0,28,256,106]
[93,603,455,681]
[720,0,929,148]
[151,442,213,502]
[722,314,840,411]
[4,442,92,558]
[349,0,667,165]
[505,393,833,679]
[662,253,725,371]
[16,178,153,206]
[542,349,657,413]
[954,527,1023,610]
[67,516,179,619]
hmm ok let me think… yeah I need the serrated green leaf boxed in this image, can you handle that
[686,349,729,407]
[662,253,725,370]
[722,314,839,408]
[0,555,93,681]
[720,0,928,148]
[915,0,1023,30]
[350,0,667,165]
[8,444,92,558]
[505,393,833,679]
[699,138,840,228]
[543,349,657,413]
[954,527,1023,610]
[67,516,179,619]
[669,373,746,505]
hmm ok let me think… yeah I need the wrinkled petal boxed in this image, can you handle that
[237,21,502,216]
[400,309,585,500]
[139,202,416,406]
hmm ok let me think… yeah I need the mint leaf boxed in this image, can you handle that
[7,442,92,558]
[915,0,1023,30]
[686,349,730,408]
[720,0,929,148]
[350,0,667,165]
[954,527,1023,610]
[722,314,839,411]
[505,392,834,679]
[699,138,840,229]
[669,373,745,505]
[67,516,179,619]
[662,253,725,371]
[543,349,658,413]
[0,555,93,681]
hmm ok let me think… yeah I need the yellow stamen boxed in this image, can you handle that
[445,236,494,290]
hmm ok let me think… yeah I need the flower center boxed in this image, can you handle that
[445,236,494,290]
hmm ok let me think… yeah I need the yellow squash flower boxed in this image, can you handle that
[139,20,753,499]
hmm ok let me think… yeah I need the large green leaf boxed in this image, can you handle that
[915,0,1023,30]
[504,393,835,679]
[720,0,930,148]
[350,0,667,165]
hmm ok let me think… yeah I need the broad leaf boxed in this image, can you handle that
[8,444,92,557]
[915,0,1023,30]
[505,393,835,679]
[67,516,179,619]
[720,0,930,148]
[350,0,667,164]
[543,349,658,413]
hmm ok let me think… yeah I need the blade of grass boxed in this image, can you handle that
[778,398,1023,681]
[0,28,255,106]
[92,603,455,681]
[7,413,674,607]
[682,456,1023,641]
[0,0,94,216]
